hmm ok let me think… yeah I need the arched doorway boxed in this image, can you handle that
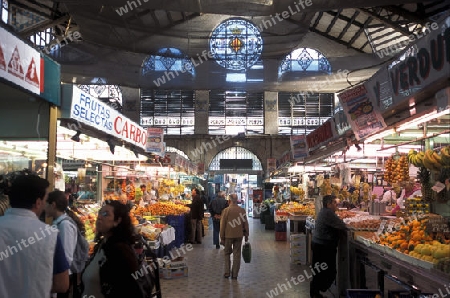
[208,146,263,217]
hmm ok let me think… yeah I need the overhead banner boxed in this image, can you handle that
[70,86,147,149]
[388,19,450,106]
[0,26,42,95]
[338,84,387,141]
[145,127,164,155]
[366,15,450,112]
[290,135,309,159]
[306,118,337,150]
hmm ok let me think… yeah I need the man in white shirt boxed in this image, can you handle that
[0,174,69,297]
[45,190,78,298]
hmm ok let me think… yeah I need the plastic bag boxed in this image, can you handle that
[242,242,251,263]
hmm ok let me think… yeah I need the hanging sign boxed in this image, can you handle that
[306,119,337,150]
[388,21,450,106]
[290,135,309,159]
[145,127,164,155]
[70,86,147,149]
[338,84,387,140]
[0,26,42,95]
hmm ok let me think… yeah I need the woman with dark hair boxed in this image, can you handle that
[81,200,142,298]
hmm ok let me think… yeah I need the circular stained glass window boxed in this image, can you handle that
[209,18,263,71]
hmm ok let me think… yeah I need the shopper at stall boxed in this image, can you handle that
[220,193,249,279]
[209,191,229,249]
[310,195,347,298]
[81,200,142,298]
[189,188,204,244]
[0,174,70,297]
[140,184,151,203]
[46,190,79,298]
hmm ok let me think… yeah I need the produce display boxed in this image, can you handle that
[289,185,305,200]
[344,216,381,231]
[157,179,185,197]
[279,201,315,216]
[137,202,190,216]
[373,216,450,273]
[336,210,358,219]
[408,147,450,170]
[405,196,430,215]
[72,203,101,242]
[383,154,409,185]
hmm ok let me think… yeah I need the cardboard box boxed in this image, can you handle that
[161,266,189,279]
[165,257,188,269]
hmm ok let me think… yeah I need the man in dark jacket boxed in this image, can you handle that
[310,195,347,298]
[209,191,228,249]
[189,188,204,244]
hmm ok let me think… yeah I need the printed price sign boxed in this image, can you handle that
[377,220,387,236]
[426,217,450,236]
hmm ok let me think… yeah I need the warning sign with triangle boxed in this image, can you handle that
[0,44,5,71]
[8,46,24,79]
[25,57,39,87]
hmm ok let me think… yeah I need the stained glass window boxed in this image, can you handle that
[278,48,331,78]
[210,18,263,71]
[141,47,195,77]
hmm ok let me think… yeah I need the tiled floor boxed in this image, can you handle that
[158,217,331,298]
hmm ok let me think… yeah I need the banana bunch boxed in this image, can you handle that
[422,149,442,172]
[408,149,425,167]
[440,147,450,166]
[290,186,305,199]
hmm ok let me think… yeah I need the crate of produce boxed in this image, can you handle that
[275,231,287,241]
[347,289,382,298]
[275,221,287,232]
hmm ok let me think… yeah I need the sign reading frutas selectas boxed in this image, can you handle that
[338,84,387,140]
[70,86,147,149]
[0,26,43,95]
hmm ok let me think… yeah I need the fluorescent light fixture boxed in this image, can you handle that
[364,129,396,143]
[397,109,449,131]
[246,78,264,82]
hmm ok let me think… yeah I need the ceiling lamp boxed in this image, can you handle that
[71,131,81,142]
[107,139,115,155]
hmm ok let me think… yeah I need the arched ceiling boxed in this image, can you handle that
[7,0,450,92]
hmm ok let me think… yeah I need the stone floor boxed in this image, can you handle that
[157,217,339,298]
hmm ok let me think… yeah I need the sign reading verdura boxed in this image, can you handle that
[70,87,147,149]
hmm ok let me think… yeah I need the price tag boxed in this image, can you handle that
[386,221,395,233]
[426,217,450,235]
[377,220,387,236]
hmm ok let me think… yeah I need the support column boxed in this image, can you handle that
[264,91,278,135]
[46,105,58,190]
[195,90,209,135]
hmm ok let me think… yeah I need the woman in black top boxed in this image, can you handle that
[82,200,142,298]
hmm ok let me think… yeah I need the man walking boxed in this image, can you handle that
[220,194,249,279]
[310,195,347,298]
[209,191,228,249]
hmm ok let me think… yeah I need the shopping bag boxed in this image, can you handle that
[242,241,251,263]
